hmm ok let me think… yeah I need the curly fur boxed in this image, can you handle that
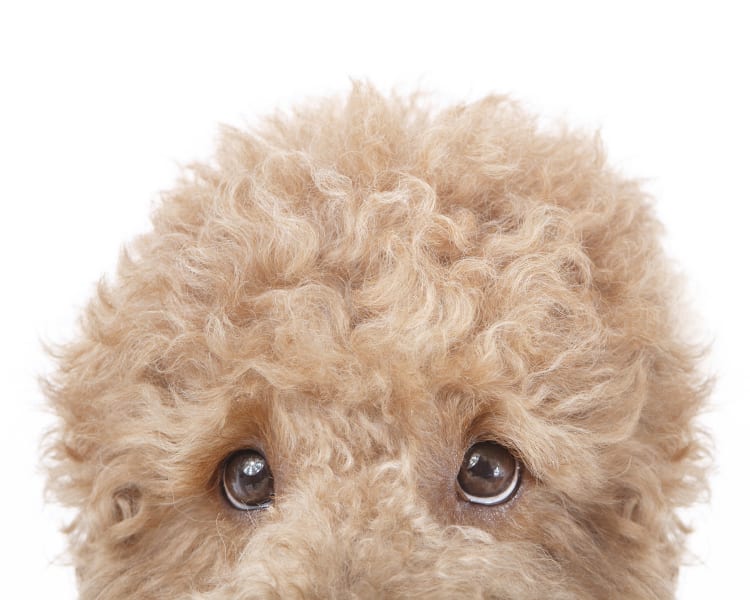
[44,83,709,599]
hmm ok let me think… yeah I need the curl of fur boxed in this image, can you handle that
[44,83,709,599]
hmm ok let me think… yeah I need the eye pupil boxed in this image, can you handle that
[457,441,521,505]
[222,450,274,510]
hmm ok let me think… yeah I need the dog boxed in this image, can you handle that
[44,83,709,599]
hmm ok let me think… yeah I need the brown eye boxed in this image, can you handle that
[457,441,521,505]
[222,449,274,510]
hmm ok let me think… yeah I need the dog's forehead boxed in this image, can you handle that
[189,208,602,396]
[153,189,617,476]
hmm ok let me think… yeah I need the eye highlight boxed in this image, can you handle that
[457,441,521,505]
[221,449,274,510]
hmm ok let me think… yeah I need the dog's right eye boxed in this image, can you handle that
[221,449,274,510]
[456,441,521,505]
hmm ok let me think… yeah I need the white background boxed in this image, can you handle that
[1,2,747,597]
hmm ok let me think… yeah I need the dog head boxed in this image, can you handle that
[44,85,708,599]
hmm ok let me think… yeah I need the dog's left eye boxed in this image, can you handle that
[222,449,274,510]
[456,441,521,505]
